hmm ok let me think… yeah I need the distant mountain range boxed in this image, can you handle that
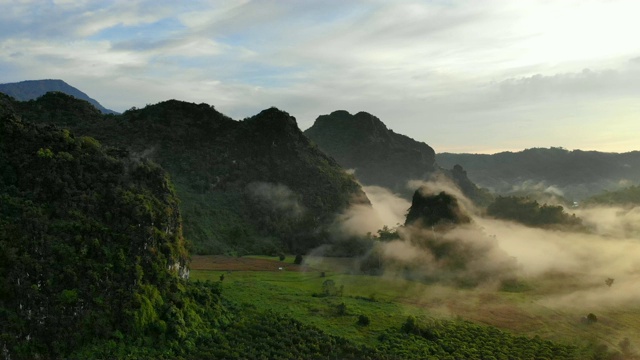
[0,79,118,114]
[437,148,640,201]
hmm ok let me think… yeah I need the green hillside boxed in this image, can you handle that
[8,93,368,255]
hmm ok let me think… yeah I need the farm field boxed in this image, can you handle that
[191,255,640,354]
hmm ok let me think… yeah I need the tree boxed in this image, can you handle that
[322,280,337,296]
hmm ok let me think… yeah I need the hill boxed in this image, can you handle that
[437,147,640,201]
[0,79,118,114]
[0,110,194,357]
[6,93,368,255]
[304,110,493,205]
[304,110,437,193]
[583,185,640,206]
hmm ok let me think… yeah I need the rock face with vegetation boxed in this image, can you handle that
[0,79,118,114]
[304,110,493,206]
[0,110,195,357]
[405,189,472,228]
[437,147,640,200]
[304,110,437,193]
[7,93,368,254]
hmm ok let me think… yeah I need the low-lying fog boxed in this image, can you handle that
[336,180,640,311]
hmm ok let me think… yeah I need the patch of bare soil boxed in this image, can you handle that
[190,255,302,272]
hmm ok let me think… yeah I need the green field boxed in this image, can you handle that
[191,256,640,356]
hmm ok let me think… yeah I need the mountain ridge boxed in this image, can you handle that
[437,147,640,200]
[3,92,368,255]
[0,79,118,114]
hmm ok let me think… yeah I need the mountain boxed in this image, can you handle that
[0,110,195,357]
[304,110,437,193]
[5,93,368,255]
[0,79,118,114]
[437,147,640,201]
[304,110,492,205]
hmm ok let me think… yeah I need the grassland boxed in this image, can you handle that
[190,255,640,355]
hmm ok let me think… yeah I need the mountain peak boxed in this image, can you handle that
[0,79,118,114]
[305,110,436,193]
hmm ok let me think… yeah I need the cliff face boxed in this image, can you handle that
[305,110,437,193]
[9,94,368,254]
[0,110,188,356]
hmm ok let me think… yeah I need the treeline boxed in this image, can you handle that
[584,185,640,206]
[487,196,582,228]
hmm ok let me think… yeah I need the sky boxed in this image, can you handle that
[2,0,640,154]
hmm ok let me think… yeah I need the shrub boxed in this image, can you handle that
[336,303,348,316]
[357,315,370,326]
[293,254,303,265]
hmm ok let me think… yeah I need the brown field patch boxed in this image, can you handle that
[190,255,303,272]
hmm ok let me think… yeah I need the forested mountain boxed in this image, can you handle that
[304,110,492,205]
[0,79,118,114]
[0,110,194,357]
[6,93,368,254]
[305,110,437,193]
[437,148,640,201]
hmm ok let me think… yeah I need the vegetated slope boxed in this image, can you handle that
[0,79,118,114]
[9,93,368,255]
[487,196,583,229]
[304,110,437,192]
[0,111,195,358]
[583,185,640,206]
[437,147,640,201]
[305,110,493,205]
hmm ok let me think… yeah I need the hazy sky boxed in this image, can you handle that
[2,0,640,153]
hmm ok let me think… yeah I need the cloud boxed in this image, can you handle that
[246,182,305,218]
[331,186,409,238]
[2,1,640,153]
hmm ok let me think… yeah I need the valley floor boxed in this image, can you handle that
[191,255,640,356]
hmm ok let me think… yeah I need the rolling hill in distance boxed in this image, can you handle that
[437,148,640,201]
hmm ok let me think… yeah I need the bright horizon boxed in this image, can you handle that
[2,0,640,154]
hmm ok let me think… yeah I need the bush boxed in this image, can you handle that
[278,253,286,261]
[293,254,303,265]
[336,303,348,316]
[357,314,370,326]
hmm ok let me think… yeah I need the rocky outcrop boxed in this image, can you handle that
[305,110,436,193]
